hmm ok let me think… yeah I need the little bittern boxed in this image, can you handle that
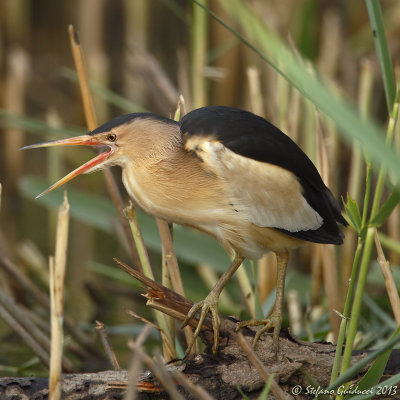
[23,106,347,355]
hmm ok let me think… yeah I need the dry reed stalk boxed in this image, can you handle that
[276,71,290,134]
[257,253,277,306]
[123,0,149,106]
[234,332,289,400]
[49,192,70,400]
[4,47,29,192]
[316,114,340,340]
[247,66,264,116]
[17,240,48,286]
[177,49,191,110]
[246,66,279,306]
[124,324,153,400]
[68,24,142,271]
[342,60,374,286]
[191,0,208,108]
[156,218,197,353]
[374,230,400,325]
[317,9,342,194]
[45,109,63,243]
[78,0,109,121]
[124,204,176,361]
[309,245,323,307]
[287,88,302,144]
[95,320,120,370]
[236,262,256,318]
[211,1,240,106]
[245,64,272,315]
[287,289,302,335]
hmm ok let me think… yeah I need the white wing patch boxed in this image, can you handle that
[185,136,323,232]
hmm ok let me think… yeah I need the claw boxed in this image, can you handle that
[235,313,282,357]
[182,294,221,358]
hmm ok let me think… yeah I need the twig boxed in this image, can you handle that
[233,332,290,400]
[67,24,142,271]
[127,309,160,332]
[374,230,400,324]
[95,321,120,371]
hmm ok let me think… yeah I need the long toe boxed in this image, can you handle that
[236,314,282,354]
[183,296,221,357]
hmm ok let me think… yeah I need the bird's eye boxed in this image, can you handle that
[107,133,117,142]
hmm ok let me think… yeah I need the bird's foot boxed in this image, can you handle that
[235,313,282,357]
[182,292,221,357]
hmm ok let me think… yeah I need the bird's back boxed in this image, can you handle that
[180,106,347,246]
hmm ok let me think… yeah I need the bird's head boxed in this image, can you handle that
[21,113,179,198]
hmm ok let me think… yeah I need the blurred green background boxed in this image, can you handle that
[0,0,399,377]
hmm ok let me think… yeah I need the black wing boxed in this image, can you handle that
[180,106,347,244]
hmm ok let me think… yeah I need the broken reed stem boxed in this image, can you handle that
[156,218,196,353]
[68,24,142,270]
[234,332,288,400]
[49,256,61,400]
[68,25,96,128]
[124,205,176,360]
[95,321,120,370]
[49,192,69,400]
[374,230,400,324]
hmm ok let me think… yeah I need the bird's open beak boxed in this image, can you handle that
[20,134,114,198]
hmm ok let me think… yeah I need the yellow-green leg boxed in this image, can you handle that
[236,251,288,356]
[182,254,244,357]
